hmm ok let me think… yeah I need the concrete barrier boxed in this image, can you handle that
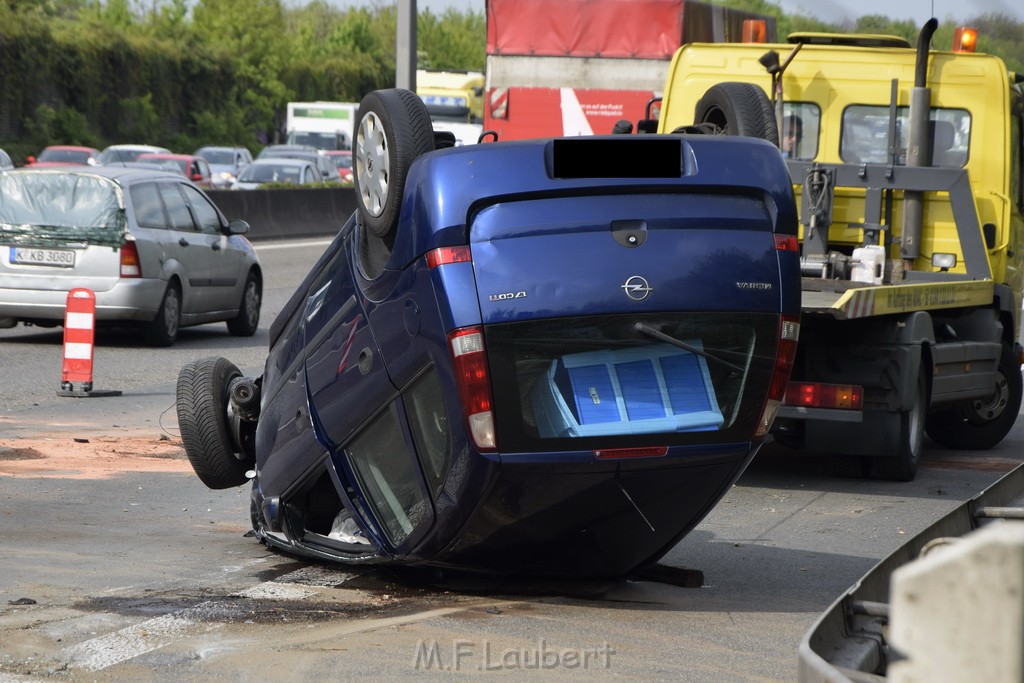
[207,187,357,241]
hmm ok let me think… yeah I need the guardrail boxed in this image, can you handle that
[207,187,357,241]
[798,463,1024,681]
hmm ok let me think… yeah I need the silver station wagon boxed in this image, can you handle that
[0,167,262,346]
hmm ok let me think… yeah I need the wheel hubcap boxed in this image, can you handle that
[245,283,259,324]
[165,290,180,337]
[356,111,389,218]
[968,372,1009,423]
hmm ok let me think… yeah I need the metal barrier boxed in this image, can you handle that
[207,187,358,241]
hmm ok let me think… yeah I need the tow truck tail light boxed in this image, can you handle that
[743,19,768,44]
[756,314,800,438]
[784,382,863,410]
[119,240,142,278]
[448,326,496,452]
[953,26,978,53]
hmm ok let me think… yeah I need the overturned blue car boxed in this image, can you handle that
[177,88,800,578]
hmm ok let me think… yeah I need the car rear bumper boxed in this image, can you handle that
[0,278,166,322]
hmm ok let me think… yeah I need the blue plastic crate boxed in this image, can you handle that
[531,342,724,438]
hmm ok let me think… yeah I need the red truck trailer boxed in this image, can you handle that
[483,0,776,140]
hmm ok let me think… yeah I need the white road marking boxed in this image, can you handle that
[60,602,223,672]
[275,565,358,587]
[59,565,366,671]
[254,238,333,252]
[233,582,315,600]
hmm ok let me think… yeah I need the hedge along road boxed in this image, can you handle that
[1,234,1023,680]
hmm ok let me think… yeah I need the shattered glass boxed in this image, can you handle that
[0,171,126,248]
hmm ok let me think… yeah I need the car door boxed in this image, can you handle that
[127,181,189,294]
[154,180,211,315]
[303,231,393,450]
[181,183,244,313]
[302,231,433,549]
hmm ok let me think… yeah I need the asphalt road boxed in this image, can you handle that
[1,238,1022,681]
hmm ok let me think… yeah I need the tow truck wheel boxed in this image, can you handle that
[871,368,927,482]
[176,357,254,489]
[354,88,435,242]
[694,82,780,146]
[925,343,1023,450]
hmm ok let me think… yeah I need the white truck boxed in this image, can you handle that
[285,102,358,151]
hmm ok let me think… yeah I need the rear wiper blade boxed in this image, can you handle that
[633,322,744,372]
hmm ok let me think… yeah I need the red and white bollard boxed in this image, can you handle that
[58,288,121,397]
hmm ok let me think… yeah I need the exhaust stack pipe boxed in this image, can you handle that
[901,18,939,271]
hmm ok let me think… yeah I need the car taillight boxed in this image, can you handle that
[784,382,863,410]
[594,446,668,460]
[775,234,799,252]
[119,241,142,278]
[755,314,800,438]
[427,246,472,269]
[448,326,496,452]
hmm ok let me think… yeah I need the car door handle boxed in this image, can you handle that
[178,238,189,247]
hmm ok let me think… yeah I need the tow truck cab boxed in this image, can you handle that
[650,22,1024,479]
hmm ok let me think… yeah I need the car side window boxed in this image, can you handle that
[180,184,222,235]
[157,183,196,231]
[129,182,169,229]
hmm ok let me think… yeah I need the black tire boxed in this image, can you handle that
[926,343,1023,450]
[354,88,435,242]
[871,368,927,482]
[694,82,780,146]
[227,271,261,337]
[177,357,254,489]
[145,282,181,347]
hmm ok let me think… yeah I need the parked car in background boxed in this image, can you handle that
[121,160,186,175]
[97,144,171,166]
[0,167,262,347]
[323,150,354,183]
[0,149,12,171]
[137,153,213,188]
[231,157,324,190]
[257,144,340,184]
[256,144,317,160]
[25,145,101,167]
[194,146,253,189]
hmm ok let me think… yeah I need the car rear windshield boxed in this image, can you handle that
[0,172,125,247]
[486,312,778,453]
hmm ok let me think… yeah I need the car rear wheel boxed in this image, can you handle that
[694,82,779,146]
[177,357,254,489]
[925,343,1023,450]
[227,271,261,336]
[354,88,435,243]
[145,282,180,347]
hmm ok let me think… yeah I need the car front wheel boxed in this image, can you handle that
[177,357,254,489]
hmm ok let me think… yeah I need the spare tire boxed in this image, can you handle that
[694,82,779,146]
[354,89,435,242]
[177,357,253,489]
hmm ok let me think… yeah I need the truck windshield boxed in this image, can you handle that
[840,106,971,167]
[287,131,346,151]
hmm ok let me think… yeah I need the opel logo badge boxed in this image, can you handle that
[622,275,653,301]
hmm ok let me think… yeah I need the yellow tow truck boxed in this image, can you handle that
[635,19,1024,479]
